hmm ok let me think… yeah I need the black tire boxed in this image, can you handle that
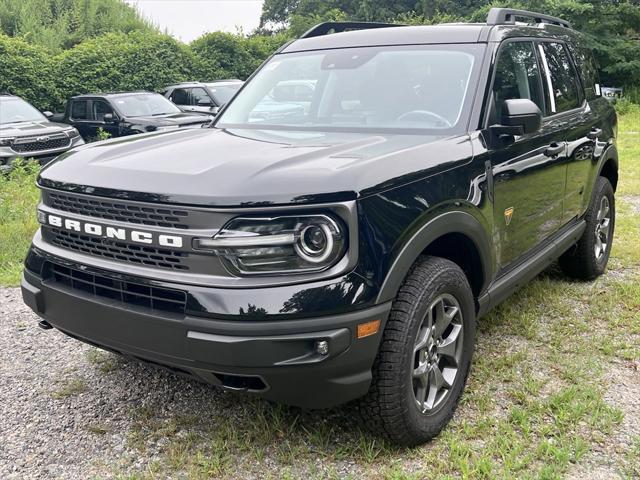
[358,256,476,446]
[559,176,615,280]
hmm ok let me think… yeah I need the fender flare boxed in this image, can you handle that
[595,144,619,186]
[375,210,494,304]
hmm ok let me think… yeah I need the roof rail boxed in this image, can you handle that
[300,21,402,39]
[486,8,571,29]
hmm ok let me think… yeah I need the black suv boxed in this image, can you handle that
[163,80,243,115]
[55,92,213,139]
[22,9,618,446]
[0,94,84,172]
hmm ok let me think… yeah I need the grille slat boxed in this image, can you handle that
[46,263,186,314]
[45,229,190,271]
[46,192,190,229]
[12,135,71,153]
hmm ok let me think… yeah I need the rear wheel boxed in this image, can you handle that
[358,256,475,446]
[560,176,615,280]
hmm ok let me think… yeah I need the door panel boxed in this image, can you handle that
[488,41,567,269]
[491,123,567,267]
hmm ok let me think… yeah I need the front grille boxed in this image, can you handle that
[45,228,190,271]
[46,191,190,229]
[11,134,71,153]
[46,263,186,314]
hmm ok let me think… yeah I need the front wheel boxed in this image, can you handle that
[358,256,476,446]
[559,176,615,280]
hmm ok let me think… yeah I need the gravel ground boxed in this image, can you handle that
[1,285,639,479]
[0,287,243,479]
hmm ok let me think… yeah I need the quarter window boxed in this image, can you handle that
[491,41,545,124]
[540,43,581,113]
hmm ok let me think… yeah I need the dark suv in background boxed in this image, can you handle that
[22,9,618,446]
[0,94,84,172]
[163,80,243,114]
[54,92,213,139]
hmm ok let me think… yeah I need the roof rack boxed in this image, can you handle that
[486,8,571,29]
[300,21,402,39]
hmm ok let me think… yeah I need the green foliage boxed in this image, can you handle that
[52,31,196,109]
[0,34,57,110]
[261,0,640,91]
[615,98,640,117]
[0,159,40,286]
[0,0,153,52]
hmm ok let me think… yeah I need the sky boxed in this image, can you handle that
[124,0,265,43]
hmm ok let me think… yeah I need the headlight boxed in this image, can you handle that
[194,214,347,275]
[0,137,15,146]
[64,128,80,139]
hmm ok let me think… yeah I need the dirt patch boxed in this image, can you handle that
[566,360,640,479]
[620,195,640,215]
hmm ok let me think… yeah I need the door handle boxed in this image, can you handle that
[587,128,603,140]
[544,143,565,157]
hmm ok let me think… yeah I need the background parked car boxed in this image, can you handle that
[0,94,84,172]
[54,92,213,140]
[163,80,243,114]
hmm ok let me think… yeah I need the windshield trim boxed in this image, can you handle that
[214,43,485,135]
[215,123,459,136]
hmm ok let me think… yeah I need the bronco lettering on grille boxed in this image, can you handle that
[43,213,184,248]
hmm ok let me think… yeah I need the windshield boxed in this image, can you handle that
[112,93,181,117]
[217,44,482,133]
[0,97,46,124]
[206,83,242,105]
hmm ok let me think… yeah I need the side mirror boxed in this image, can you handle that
[42,111,53,119]
[103,113,116,123]
[211,106,220,115]
[499,99,542,135]
[197,98,213,107]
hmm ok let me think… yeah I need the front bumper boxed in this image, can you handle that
[22,259,391,409]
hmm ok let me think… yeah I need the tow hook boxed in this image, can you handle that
[38,320,53,330]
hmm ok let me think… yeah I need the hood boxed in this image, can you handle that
[39,127,473,207]
[0,120,71,138]
[125,112,211,127]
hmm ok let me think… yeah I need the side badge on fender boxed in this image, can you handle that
[504,207,515,226]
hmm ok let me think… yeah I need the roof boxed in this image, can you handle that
[281,8,576,53]
[71,91,156,99]
[165,80,243,88]
[282,24,488,53]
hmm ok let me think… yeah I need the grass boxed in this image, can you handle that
[1,114,639,478]
[50,376,88,400]
[0,160,40,285]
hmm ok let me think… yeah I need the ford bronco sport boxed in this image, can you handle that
[22,8,618,446]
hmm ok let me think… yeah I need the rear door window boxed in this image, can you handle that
[539,42,582,114]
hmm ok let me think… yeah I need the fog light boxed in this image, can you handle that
[316,340,329,356]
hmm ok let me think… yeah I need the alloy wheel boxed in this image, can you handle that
[594,196,611,261]
[412,293,464,414]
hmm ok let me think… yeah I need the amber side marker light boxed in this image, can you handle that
[357,319,381,339]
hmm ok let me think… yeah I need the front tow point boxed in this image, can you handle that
[38,320,53,330]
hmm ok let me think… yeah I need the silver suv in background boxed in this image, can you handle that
[163,80,243,115]
[0,94,84,172]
